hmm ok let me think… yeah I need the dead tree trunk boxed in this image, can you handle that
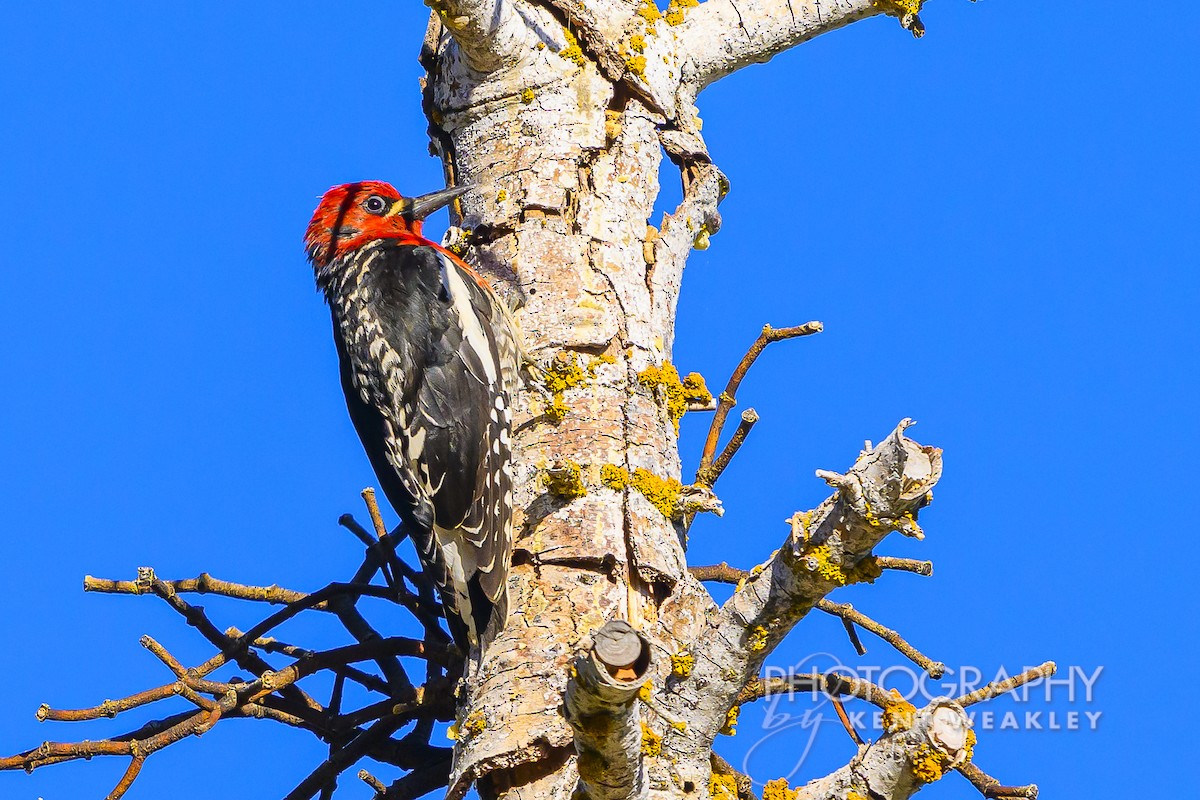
[422,3,995,800]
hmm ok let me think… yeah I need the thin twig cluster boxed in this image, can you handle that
[0,491,462,800]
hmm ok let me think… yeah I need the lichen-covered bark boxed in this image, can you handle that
[417,3,949,800]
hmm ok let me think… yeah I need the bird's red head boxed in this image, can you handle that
[304,181,468,268]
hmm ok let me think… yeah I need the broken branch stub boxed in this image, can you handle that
[564,621,652,800]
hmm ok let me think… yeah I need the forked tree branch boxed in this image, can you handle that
[661,419,942,773]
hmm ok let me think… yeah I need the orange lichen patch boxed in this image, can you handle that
[762,779,796,800]
[882,696,917,733]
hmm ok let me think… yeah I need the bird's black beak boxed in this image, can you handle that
[391,184,471,221]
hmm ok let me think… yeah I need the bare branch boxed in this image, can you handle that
[425,0,541,74]
[956,662,1057,708]
[816,600,946,677]
[84,572,394,609]
[677,0,885,90]
[957,762,1040,799]
[876,556,934,576]
[696,322,822,484]
[793,700,973,800]
[737,669,892,709]
[689,563,747,584]
[705,408,759,487]
[664,421,941,748]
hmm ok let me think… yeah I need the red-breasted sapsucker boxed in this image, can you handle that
[305,181,519,649]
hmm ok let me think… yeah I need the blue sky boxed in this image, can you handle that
[1,2,1195,798]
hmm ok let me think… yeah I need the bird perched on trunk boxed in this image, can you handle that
[305,181,521,650]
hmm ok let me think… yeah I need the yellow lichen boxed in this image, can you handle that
[496,189,508,202]
[747,625,769,653]
[460,710,486,739]
[638,680,654,703]
[629,34,646,52]
[762,779,796,800]
[586,352,617,378]
[546,394,569,422]
[670,652,694,679]
[872,0,925,37]
[542,461,587,499]
[542,351,589,423]
[625,54,647,79]
[911,743,950,783]
[882,698,917,733]
[601,464,630,491]
[681,371,712,406]
[630,467,682,519]
[559,26,587,66]
[877,0,921,13]
[846,793,866,800]
[544,351,587,393]
[705,777,734,800]
[639,361,710,433]
[445,230,471,257]
[664,0,699,25]
[709,773,738,800]
[670,719,687,732]
[804,543,849,585]
[641,723,662,756]
[637,0,663,22]
[964,728,977,762]
[719,705,739,736]
[520,87,535,104]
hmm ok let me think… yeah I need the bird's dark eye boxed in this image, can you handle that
[364,195,390,215]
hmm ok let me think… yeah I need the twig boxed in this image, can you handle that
[696,322,822,478]
[836,615,867,657]
[691,559,931,582]
[105,756,145,800]
[227,630,392,695]
[738,670,892,709]
[339,513,378,548]
[816,600,946,678]
[829,696,864,745]
[361,488,389,540]
[378,754,453,800]
[85,573,395,609]
[285,715,408,800]
[956,662,1057,708]
[698,408,758,487]
[689,563,748,584]
[958,761,1039,799]
[360,769,388,793]
[38,684,180,723]
[875,556,933,576]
